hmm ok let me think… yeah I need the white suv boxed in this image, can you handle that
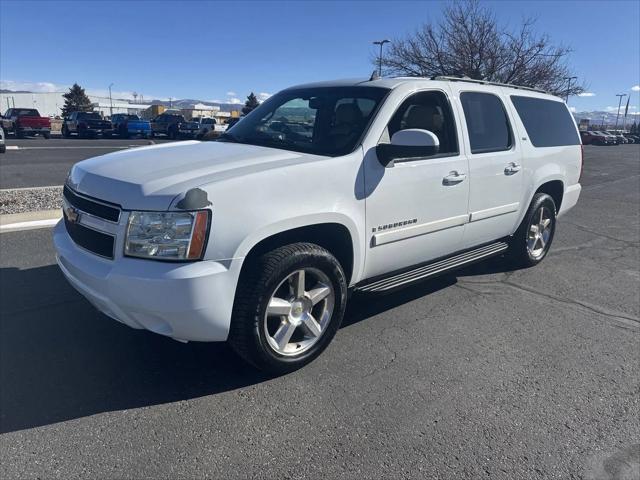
[54,77,582,373]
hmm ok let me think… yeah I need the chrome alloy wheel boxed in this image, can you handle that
[263,268,335,356]
[527,206,553,259]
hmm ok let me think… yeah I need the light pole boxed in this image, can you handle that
[108,83,114,117]
[564,76,577,103]
[373,39,390,77]
[613,93,627,131]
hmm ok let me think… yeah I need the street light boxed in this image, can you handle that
[614,93,627,131]
[564,76,577,103]
[108,83,114,117]
[373,39,390,77]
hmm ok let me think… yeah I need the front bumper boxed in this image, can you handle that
[17,127,50,133]
[53,219,242,342]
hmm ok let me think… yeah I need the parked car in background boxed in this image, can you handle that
[624,134,638,144]
[110,114,151,138]
[192,117,217,138]
[594,130,618,145]
[1,108,51,138]
[55,76,582,373]
[606,131,628,144]
[150,113,199,139]
[581,131,608,146]
[62,112,112,138]
[0,126,5,153]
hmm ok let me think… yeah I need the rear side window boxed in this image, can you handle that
[460,92,512,154]
[511,96,580,147]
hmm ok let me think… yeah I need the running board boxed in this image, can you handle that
[356,241,509,293]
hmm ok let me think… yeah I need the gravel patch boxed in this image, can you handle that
[0,186,63,215]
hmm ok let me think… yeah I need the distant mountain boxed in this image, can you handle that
[0,89,32,93]
[573,110,637,128]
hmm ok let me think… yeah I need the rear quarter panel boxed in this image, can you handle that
[502,90,581,227]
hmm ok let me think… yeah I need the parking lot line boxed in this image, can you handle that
[7,146,132,151]
[0,217,60,233]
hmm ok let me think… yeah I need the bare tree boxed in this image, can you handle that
[378,0,584,96]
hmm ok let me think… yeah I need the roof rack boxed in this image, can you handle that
[430,76,548,94]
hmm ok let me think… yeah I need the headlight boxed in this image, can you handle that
[124,210,210,261]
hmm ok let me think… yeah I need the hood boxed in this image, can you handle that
[68,141,321,210]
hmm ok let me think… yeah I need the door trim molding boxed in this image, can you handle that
[371,214,468,247]
[469,202,519,222]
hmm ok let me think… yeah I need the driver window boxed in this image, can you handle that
[383,91,458,156]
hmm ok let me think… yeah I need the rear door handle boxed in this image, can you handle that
[443,171,467,185]
[504,162,522,175]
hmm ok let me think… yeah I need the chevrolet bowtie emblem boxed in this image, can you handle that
[65,206,80,224]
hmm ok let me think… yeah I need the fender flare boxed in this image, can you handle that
[233,212,364,284]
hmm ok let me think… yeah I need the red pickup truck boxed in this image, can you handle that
[1,108,51,138]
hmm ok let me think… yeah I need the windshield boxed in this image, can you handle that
[78,112,101,120]
[221,86,389,156]
[15,109,39,116]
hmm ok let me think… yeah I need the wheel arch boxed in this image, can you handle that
[534,179,564,212]
[237,220,358,285]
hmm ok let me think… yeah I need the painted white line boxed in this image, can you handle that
[5,146,19,150]
[13,146,130,150]
[0,217,61,233]
[0,185,63,192]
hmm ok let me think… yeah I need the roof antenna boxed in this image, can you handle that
[370,70,380,81]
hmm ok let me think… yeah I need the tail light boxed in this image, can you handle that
[579,145,584,182]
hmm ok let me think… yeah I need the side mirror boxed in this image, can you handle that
[376,129,440,168]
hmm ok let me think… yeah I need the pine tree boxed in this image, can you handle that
[62,83,93,117]
[241,92,260,115]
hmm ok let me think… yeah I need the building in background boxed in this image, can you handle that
[1,91,237,123]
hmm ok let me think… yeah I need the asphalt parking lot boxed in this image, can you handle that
[0,145,638,479]
[0,137,172,189]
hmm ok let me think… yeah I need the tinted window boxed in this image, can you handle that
[222,86,388,156]
[511,96,580,147]
[460,92,512,154]
[387,90,458,156]
[14,109,39,116]
[78,112,101,120]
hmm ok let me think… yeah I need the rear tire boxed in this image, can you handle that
[42,132,50,139]
[508,193,557,268]
[228,243,347,374]
[62,126,70,138]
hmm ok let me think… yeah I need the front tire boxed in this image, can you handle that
[508,193,557,268]
[229,243,347,374]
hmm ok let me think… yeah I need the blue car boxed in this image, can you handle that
[110,114,151,138]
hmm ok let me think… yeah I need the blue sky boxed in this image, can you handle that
[1,0,638,114]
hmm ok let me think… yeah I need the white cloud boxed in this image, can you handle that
[604,105,637,112]
[568,106,577,113]
[227,97,242,105]
[632,85,640,92]
[226,91,236,97]
[257,92,271,102]
[577,92,595,97]
[1,80,61,92]
[1,79,166,101]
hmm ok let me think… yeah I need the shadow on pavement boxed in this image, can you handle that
[0,256,516,434]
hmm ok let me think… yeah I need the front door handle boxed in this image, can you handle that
[443,171,467,185]
[504,162,522,175]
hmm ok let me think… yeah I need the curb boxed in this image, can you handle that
[0,209,61,233]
